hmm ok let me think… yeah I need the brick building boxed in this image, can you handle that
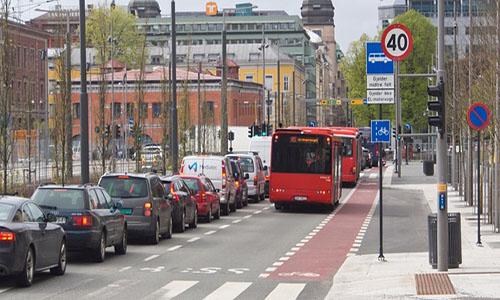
[70,65,263,152]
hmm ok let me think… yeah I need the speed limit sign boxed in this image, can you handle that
[381,23,413,61]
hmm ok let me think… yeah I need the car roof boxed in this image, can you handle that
[37,184,98,190]
[183,155,226,160]
[101,172,157,179]
[0,196,30,206]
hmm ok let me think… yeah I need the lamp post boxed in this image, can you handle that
[258,32,268,126]
[79,0,89,184]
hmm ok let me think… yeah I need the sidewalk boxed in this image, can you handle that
[327,161,500,300]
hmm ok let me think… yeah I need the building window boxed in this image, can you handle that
[313,30,322,37]
[208,23,216,31]
[283,76,289,91]
[72,103,80,119]
[152,103,161,118]
[193,54,205,62]
[245,74,254,82]
[112,103,122,117]
[140,103,148,118]
[249,52,260,61]
[205,101,214,114]
[126,103,134,117]
[248,23,255,30]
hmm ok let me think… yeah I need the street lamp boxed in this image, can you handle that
[258,35,268,126]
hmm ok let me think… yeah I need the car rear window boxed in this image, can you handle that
[182,178,200,194]
[162,181,172,193]
[100,177,149,198]
[0,203,13,221]
[237,157,255,173]
[32,189,85,210]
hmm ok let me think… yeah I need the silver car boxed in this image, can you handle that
[226,152,266,202]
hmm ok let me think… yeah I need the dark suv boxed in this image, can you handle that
[31,184,127,262]
[99,173,173,244]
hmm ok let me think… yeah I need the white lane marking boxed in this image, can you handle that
[203,282,252,300]
[359,229,367,233]
[0,288,10,294]
[349,248,359,252]
[279,257,290,261]
[300,239,309,243]
[187,237,201,243]
[312,229,320,233]
[369,173,378,179]
[157,280,199,299]
[352,243,361,247]
[286,252,296,256]
[296,243,305,247]
[355,239,362,243]
[309,232,317,236]
[119,266,132,272]
[167,245,183,252]
[232,219,242,224]
[259,273,270,278]
[265,267,277,272]
[144,255,159,262]
[219,225,230,229]
[243,215,252,219]
[204,230,217,235]
[291,247,300,251]
[273,262,284,266]
[263,207,270,210]
[265,283,306,300]
[253,210,262,214]
[303,236,312,240]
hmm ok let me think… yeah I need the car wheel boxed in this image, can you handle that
[274,203,282,210]
[222,203,229,216]
[214,203,221,219]
[236,195,243,209]
[94,231,107,262]
[207,206,212,223]
[175,210,186,233]
[230,201,236,212]
[17,247,34,287]
[150,219,160,244]
[244,192,248,206]
[189,208,198,229]
[50,240,67,275]
[165,217,173,239]
[115,226,128,255]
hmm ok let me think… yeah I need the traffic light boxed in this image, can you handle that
[254,124,261,136]
[248,125,254,138]
[261,123,267,136]
[392,127,396,138]
[115,124,121,139]
[427,80,445,134]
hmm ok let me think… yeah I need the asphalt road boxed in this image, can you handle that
[0,181,381,300]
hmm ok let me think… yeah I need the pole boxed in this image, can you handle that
[79,0,89,184]
[110,7,116,173]
[394,61,399,174]
[267,90,271,131]
[467,0,474,207]
[220,20,228,155]
[396,61,402,177]
[262,28,266,124]
[292,70,296,126]
[437,0,449,272]
[378,104,385,261]
[277,58,281,127]
[65,13,73,179]
[495,0,500,232]
[477,130,482,245]
[170,0,179,173]
[451,0,457,190]
[197,61,201,154]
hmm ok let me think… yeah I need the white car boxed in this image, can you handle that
[226,152,266,202]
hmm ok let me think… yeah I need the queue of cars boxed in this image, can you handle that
[0,151,266,287]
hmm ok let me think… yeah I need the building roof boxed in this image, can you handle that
[301,0,335,26]
[129,0,161,18]
[378,0,408,8]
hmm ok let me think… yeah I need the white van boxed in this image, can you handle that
[180,156,237,215]
[249,136,271,196]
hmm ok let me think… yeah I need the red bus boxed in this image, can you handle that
[269,127,343,210]
[330,127,362,185]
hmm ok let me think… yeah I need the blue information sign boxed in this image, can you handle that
[366,42,394,75]
[371,120,391,143]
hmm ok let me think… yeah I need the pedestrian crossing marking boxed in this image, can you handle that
[264,283,306,300]
[157,280,198,299]
[203,281,252,300]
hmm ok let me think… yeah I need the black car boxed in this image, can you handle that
[31,184,128,262]
[99,173,173,244]
[160,176,197,233]
[0,197,66,287]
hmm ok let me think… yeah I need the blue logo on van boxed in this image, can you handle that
[188,162,198,172]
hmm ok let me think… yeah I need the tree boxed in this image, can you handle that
[86,5,143,172]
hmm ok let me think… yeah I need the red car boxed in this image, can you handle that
[180,175,221,222]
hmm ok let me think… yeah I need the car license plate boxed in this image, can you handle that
[55,217,66,224]
[294,196,307,201]
[120,208,133,215]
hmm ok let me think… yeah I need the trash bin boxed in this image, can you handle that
[423,160,434,176]
[428,213,462,269]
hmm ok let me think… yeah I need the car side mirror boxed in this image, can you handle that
[215,189,221,193]
[114,200,124,210]
[244,173,250,180]
[45,213,57,223]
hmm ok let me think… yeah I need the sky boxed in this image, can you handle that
[20,0,379,52]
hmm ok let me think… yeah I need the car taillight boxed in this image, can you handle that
[180,163,184,174]
[222,162,227,189]
[200,192,206,202]
[72,215,92,227]
[170,186,181,203]
[0,231,15,241]
[235,181,240,189]
[144,202,153,217]
[253,176,257,186]
[352,167,356,174]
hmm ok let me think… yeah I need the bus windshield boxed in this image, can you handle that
[271,134,332,174]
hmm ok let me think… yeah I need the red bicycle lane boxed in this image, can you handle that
[266,171,380,281]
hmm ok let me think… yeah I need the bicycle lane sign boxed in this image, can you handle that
[371,120,391,143]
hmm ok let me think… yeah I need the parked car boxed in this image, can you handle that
[180,156,237,215]
[362,147,372,169]
[226,152,266,202]
[0,197,66,287]
[31,184,127,262]
[98,173,173,244]
[228,159,249,208]
[180,175,221,222]
[160,176,197,232]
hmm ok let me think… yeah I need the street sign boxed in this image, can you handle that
[381,23,413,62]
[308,121,317,127]
[351,98,365,105]
[467,102,491,131]
[366,42,394,75]
[371,120,391,143]
[367,89,395,104]
[367,74,395,90]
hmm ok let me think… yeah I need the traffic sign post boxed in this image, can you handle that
[467,102,491,247]
[370,120,391,143]
[366,42,394,105]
